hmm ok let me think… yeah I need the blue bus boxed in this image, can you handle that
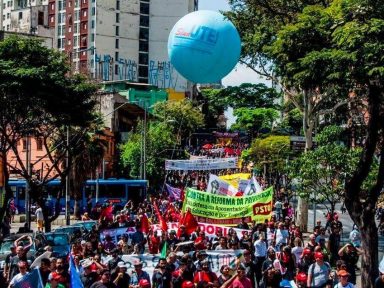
[8,178,148,214]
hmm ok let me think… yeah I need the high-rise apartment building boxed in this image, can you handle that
[47,0,197,91]
[1,0,197,91]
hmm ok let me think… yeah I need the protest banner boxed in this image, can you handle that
[165,157,238,171]
[182,187,273,225]
[100,222,251,243]
[207,174,237,196]
[219,173,250,191]
[101,250,244,276]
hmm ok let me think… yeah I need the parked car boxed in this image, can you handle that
[38,232,70,258]
[53,225,86,243]
[0,233,42,274]
[72,220,97,232]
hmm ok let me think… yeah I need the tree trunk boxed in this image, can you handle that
[359,214,378,288]
[296,89,314,232]
[0,153,12,223]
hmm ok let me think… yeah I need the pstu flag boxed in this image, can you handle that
[166,184,181,200]
[70,254,84,288]
[13,268,44,288]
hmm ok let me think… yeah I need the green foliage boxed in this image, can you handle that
[246,135,291,176]
[231,108,280,135]
[152,100,204,142]
[120,122,182,184]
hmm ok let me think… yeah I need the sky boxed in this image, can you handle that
[198,0,268,88]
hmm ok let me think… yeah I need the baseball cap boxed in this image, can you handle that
[337,270,350,277]
[302,248,312,257]
[139,279,151,288]
[118,261,126,268]
[296,272,307,282]
[182,281,194,288]
[314,252,323,260]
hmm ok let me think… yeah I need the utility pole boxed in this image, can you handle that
[65,127,70,225]
[25,137,31,230]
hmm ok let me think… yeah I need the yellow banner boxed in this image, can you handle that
[219,173,250,189]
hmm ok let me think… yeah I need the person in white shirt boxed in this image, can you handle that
[275,222,289,251]
[254,234,267,287]
[8,261,28,288]
[35,204,44,232]
[291,237,304,267]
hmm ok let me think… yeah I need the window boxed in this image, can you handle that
[18,11,22,20]
[68,25,72,32]
[115,64,119,75]
[140,2,149,14]
[139,27,148,39]
[115,52,119,61]
[139,53,148,64]
[115,26,119,36]
[74,35,78,46]
[7,13,10,19]
[83,10,87,17]
[50,16,54,23]
[139,41,148,52]
[22,139,27,150]
[115,13,119,23]
[138,65,148,78]
[67,38,71,45]
[116,0,120,10]
[38,11,44,25]
[82,22,87,30]
[91,20,94,29]
[68,0,71,7]
[140,15,149,27]
[91,33,94,42]
[50,3,54,10]
[91,7,95,16]
[115,38,119,49]
[36,138,43,151]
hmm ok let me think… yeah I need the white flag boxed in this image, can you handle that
[207,174,237,196]
[244,176,263,195]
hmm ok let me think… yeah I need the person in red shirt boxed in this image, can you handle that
[228,264,252,288]
[193,260,218,287]
[194,231,208,250]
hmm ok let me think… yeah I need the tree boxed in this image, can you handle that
[120,122,183,186]
[289,126,360,213]
[228,1,384,285]
[0,36,97,230]
[152,100,204,145]
[231,107,280,137]
[199,88,226,129]
[244,135,291,188]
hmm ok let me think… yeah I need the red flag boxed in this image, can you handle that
[141,213,150,234]
[180,210,198,235]
[154,202,168,232]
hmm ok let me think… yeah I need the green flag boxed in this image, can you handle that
[161,241,168,258]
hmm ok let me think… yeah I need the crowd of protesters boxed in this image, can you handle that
[1,188,373,288]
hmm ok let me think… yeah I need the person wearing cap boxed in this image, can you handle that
[112,261,131,288]
[296,271,307,288]
[172,258,191,288]
[338,243,361,284]
[81,259,99,288]
[90,269,116,288]
[181,281,194,288]
[227,263,252,288]
[8,261,29,288]
[307,252,331,288]
[129,260,151,288]
[334,270,354,288]
[298,248,313,273]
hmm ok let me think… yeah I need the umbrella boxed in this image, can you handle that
[202,144,213,149]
